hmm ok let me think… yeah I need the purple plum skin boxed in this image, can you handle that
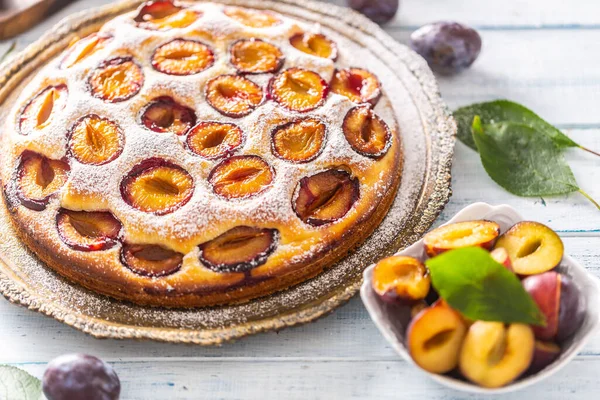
[43,354,121,400]
[557,275,585,342]
[409,21,482,75]
[347,0,399,24]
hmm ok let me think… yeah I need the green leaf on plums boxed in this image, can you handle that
[0,365,43,400]
[425,247,546,325]
[453,100,578,151]
[471,117,600,209]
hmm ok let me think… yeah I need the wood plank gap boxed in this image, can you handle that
[7,353,600,364]
[557,231,600,237]
[556,123,600,130]
[387,24,600,32]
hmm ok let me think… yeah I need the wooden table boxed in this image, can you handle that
[1,0,599,398]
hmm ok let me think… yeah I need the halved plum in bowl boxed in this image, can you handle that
[361,203,600,394]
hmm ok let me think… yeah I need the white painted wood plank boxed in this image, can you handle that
[329,0,600,28]
[10,358,600,400]
[0,237,597,363]
[386,30,600,127]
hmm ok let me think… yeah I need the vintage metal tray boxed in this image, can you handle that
[0,0,455,344]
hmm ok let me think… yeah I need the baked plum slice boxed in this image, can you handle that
[271,118,326,163]
[289,32,337,60]
[423,220,500,257]
[56,209,121,251]
[209,155,274,199]
[121,159,194,215]
[230,39,284,74]
[60,33,112,69]
[121,243,183,277]
[269,68,328,112]
[205,75,263,118]
[88,57,143,103]
[134,0,200,30]
[11,152,70,211]
[331,68,381,105]
[152,39,214,76]
[223,7,281,28]
[140,96,196,135]
[187,122,243,159]
[69,114,123,165]
[199,226,278,272]
[19,84,68,135]
[293,169,359,226]
[343,105,391,158]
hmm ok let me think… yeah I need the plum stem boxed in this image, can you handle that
[578,189,600,211]
[579,145,600,158]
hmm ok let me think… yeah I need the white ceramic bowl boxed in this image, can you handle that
[360,202,600,394]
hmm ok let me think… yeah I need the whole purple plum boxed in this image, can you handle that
[347,0,399,24]
[410,21,482,75]
[43,354,121,400]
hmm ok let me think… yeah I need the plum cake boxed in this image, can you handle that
[1,0,402,307]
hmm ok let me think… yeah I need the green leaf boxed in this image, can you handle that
[0,365,43,400]
[425,247,546,325]
[471,117,600,209]
[454,100,579,151]
[472,118,580,196]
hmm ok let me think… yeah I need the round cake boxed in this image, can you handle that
[0,0,402,307]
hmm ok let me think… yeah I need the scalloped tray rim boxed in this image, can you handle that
[0,0,455,345]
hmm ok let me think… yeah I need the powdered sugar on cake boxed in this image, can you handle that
[1,1,402,297]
